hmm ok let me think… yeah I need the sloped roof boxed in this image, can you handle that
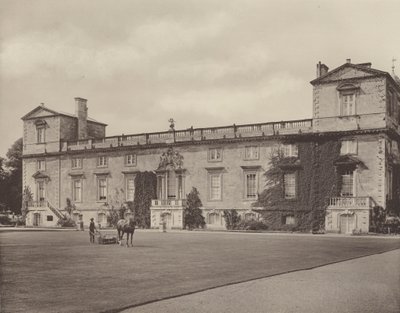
[310,62,398,88]
[21,105,107,125]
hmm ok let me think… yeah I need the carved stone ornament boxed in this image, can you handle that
[157,147,184,170]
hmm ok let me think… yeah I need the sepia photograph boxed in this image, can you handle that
[0,1,399,312]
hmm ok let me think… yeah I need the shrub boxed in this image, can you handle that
[223,209,241,230]
[0,215,12,225]
[184,187,205,230]
[57,217,76,227]
[237,219,269,231]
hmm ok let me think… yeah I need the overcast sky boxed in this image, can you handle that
[0,0,399,158]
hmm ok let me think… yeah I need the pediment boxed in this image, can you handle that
[311,64,386,85]
[32,171,50,179]
[21,106,60,120]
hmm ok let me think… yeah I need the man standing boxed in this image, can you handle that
[89,218,96,243]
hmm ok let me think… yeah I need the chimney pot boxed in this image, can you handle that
[316,62,329,78]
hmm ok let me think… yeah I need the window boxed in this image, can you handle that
[284,215,295,225]
[208,148,222,162]
[126,177,135,201]
[71,158,82,169]
[209,173,222,200]
[244,146,259,160]
[388,91,397,117]
[341,170,354,196]
[37,180,46,205]
[97,156,108,167]
[37,127,45,143]
[341,93,356,116]
[340,140,357,155]
[284,173,296,199]
[244,172,258,199]
[387,168,393,200]
[37,159,46,171]
[47,215,53,222]
[281,144,298,157]
[97,178,107,201]
[125,154,136,166]
[167,170,176,199]
[208,213,220,224]
[244,213,256,221]
[72,179,82,202]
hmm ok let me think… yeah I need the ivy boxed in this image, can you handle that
[255,139,341,231]
[133,171,157,228]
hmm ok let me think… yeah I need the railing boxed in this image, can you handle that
[329,197,373,208]
[28,200,48,208]
[28,200,65,219]
[62,118,313,151]
[151,199,187,207]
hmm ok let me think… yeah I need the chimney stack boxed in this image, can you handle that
[316,61,329,78]
[346,58,351,64]
[75,97,88,140]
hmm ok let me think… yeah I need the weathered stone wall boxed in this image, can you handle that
[23,116,61,155]
[87,121,106,139]
[313,77,387,132]
[60,116,78,142]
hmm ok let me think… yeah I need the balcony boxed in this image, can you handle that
[328,197,373,209]
[151,199,187,207]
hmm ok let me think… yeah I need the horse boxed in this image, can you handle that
[116,217,136,247]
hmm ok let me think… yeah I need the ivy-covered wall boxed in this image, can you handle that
[255,138,341,231]
[133,171,157,228]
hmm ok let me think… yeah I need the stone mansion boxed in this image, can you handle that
[22,60,400,233]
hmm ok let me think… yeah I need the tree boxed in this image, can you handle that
[0,138,23,214]
[184,187,205,230]
[0,157,8,211]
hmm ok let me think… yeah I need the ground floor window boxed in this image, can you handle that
[46,215,53,222]
[244,213,256,221]
[284,215,295,225]
[208,213,220,224]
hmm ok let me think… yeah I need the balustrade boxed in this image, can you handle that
[329,197,372,208]
[61,118,313,151]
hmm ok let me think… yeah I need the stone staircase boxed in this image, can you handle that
[47,201,65,220]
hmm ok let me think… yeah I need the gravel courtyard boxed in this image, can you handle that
[0,230,399,313]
